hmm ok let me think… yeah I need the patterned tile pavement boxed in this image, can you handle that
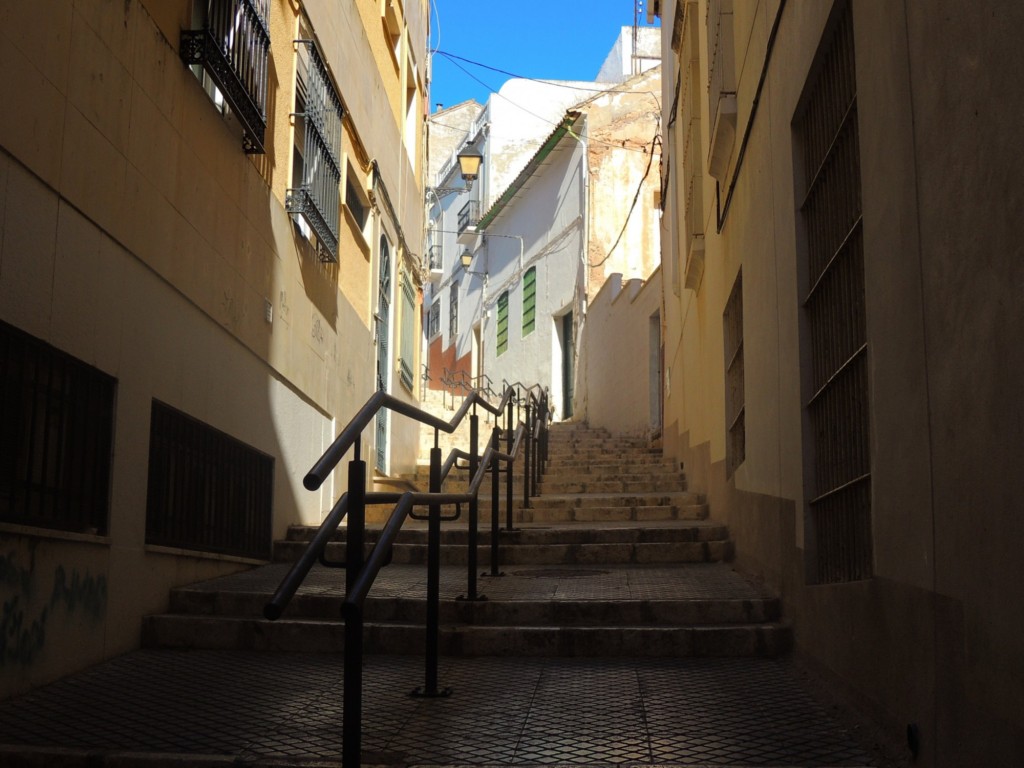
[0,650,880,766]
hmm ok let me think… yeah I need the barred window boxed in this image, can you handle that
[795,3,871,584]
[146,402,273,560]
[427,300,441,339]
[723,272,744,477]
[449,281,459,340]
[0,322,115,535]
[399,270,416,391]
[496,291,509,356]
[522,267,537,336]
[181,0,270,153]
[286,36,344,262]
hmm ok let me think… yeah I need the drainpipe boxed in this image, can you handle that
[565,121,590,420]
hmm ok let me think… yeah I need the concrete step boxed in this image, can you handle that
[539,477,687,494]
[142,561,788,658]
[165,589,780,627]
[274,522,731,565]
[281,522,725,545]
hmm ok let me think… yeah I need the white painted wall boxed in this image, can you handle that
[595,26,662,83]
[471,135,587,419]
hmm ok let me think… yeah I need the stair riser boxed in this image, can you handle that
[143,617,791,658]
[168,593,780,626]
[520,506,709,523]
[283,525,729,545]
[273,541,734,565]
[539,480,686,494]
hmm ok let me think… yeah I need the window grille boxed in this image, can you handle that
[795,4,872,583]
[0,322,115,535]
[496,291,509,356]
[146,401,273,560]
[427,300,441,338]
[286,38,343,261]
[399,271,416,390]
[522,267,537,336]
[723,272,744,477]
[181,0,270,153]
[449,281,459,340]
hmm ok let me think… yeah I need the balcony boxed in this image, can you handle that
[457,199,480,245]
[427,245,443,282]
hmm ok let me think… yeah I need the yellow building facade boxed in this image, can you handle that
[0,0,428,698]
[655,1,1024,765]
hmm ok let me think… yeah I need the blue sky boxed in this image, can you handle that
[428,0,659,111]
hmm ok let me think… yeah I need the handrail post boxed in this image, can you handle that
[488,426,503,576]
[505,397,515,531]
[523,400,532,509]
[413,435,449,697]
[541,392,550,466]
[460,411,483,600]
[533,395,546,496]
[343,450,366,768]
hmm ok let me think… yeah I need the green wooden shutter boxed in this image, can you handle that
[497,291,509,356]
[522,267,536,336]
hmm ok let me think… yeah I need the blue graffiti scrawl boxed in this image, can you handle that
[1,546,108,669]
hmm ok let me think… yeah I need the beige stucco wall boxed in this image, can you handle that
[657,1,1024,765]
[578,271,663,437]
[583,67,663,299]
[0,0,427,698]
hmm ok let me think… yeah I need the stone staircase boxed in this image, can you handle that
[142,422,791,658]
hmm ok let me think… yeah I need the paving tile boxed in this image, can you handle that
[0,653,875,765]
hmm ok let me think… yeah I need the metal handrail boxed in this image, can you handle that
[265,381,548,768]
[304,386,520,492]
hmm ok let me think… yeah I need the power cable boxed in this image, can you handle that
[588,133,661,269]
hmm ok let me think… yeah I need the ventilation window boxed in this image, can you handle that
[146,402,273,560]
[0,321,115,536]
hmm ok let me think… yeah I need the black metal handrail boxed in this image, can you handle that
[265,381,548,768]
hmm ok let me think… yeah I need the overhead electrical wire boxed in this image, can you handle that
[433,51,660,156]
[588,133,661,269]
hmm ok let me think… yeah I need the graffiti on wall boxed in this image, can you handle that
[0,543,108,668]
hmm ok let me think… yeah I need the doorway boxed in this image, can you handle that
[561,311,574,420]
[375,236,392,472]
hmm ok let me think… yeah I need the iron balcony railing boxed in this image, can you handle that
[266,382,549,768]
[180,0,270,153]
[457,199,480,234]
[285,39,343,261]
[428,244,443,271]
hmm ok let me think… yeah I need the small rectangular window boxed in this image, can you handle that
[496,291,509,356]
[449,281,459,339]
[0,321,115,535]
[346,175,368,232]
[146,401,273,560]
[522,267,537,336]
[427,300,440,338]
